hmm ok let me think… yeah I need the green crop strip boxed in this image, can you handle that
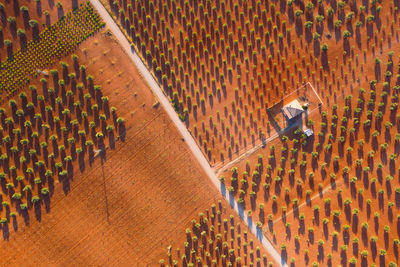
[0,1,104,98]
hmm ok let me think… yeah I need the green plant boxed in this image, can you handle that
[31,196,40,203]
[0,3,104,93]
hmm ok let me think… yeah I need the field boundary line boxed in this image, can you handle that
[307,81,324,105]
[89,0,287,266]
[95,0,213,166]
[215,81,320,173]
[215,132,280,176]
[215,94,322,176]
[267,83,308,109]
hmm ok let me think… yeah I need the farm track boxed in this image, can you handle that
[89,0,287,265]
[215,132,279,176]
[215,99,322,176]
[267,41,396,226]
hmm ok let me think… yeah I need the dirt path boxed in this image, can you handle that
[216,102,321,176]
[89,0,286,265]
[215,131,279,176]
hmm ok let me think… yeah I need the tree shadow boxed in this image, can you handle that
[340,250,347,267]
[62,175,70,195]
[0,9,6,29]
[34,202,41,222]
[2,223,9,240]
[12,216,18,232]
[48,0,54,9]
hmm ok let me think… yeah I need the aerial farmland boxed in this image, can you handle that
[1,0,400,267]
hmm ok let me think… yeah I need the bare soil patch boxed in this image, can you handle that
[0,25,271,266]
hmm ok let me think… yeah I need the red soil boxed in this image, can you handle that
[0,0,84,62]
[218,1,400,266]
[161,202,272,266]
[101,0,303,166]
[0,25,272,266]
[102,0,400,174]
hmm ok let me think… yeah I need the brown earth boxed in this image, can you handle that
[0,0,84,62]
[160,202,272,266]
[0,21,273,267]
[217,0,400,266]
[101,0,300,167]
[101,0,400,173]
[4,0,400,266]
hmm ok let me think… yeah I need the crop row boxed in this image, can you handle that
[0,55,125,236]
[106,0,389,164]
[0,0,77,58]
[220,49,400,266]
[0,1,104,97]
[159,201,271,267]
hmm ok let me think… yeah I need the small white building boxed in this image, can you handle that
[281,99,304,121]
[304,128,314,137]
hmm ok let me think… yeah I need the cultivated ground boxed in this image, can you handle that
[3,0,400,266]
[0,1,272,265]
[218,1,400,266]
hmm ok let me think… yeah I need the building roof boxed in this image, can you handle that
[281,99,304,120]
[304,128,314,137]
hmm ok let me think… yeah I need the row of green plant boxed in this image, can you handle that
[0,56,124,233]
[0,1,104,96]
[107,0,388,164]
[159,201,271,266]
